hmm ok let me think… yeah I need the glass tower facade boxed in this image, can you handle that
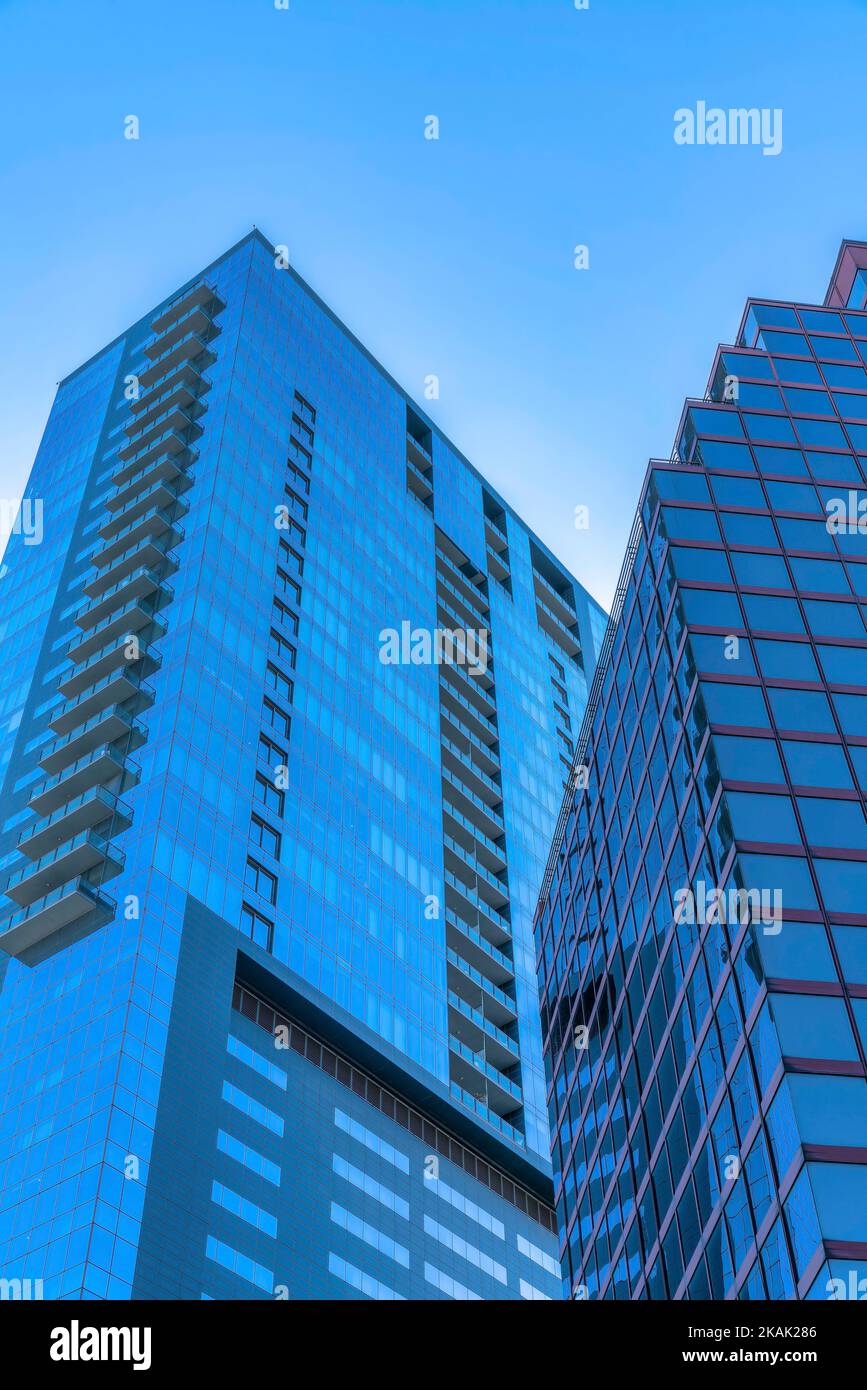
[0,229,605,1300]
[535,240,867,1302]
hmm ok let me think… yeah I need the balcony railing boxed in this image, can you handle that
[0,879,115,957]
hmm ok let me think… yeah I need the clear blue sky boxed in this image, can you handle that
[2,0,867,607]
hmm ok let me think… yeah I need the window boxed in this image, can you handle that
[272,597,299,635]
[771,994,858,1062]
[291,415,314,448]
[212,1181,278,1237]
[217,1130,281,1186]
[205,1235,273,1293]
[240,902,274,950]
[713,734,783,784]
[731,552,790,588]
[265,662,293,704]
[227,1034,287,1089]
[286,459,310,493]
[254,771,284,817]
[278,540,304,577]
[269,627,296,669]
[275,567,302,606]
[288,438,312,470]
[250,815,281,859]
[766,686,839,733]
[263,697,291,741]
[331,1202,409,1268]
[246,858,277,904]
[284,485,308,521]
[259,730,287,769]
[293,391,316,426]
[756,922,836,982]
[783,739,853,790]
[709,475,766,508]
[742,595,805,633]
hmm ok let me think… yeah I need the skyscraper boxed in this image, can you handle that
[535,239,867,1302]
[0,229,605,1301]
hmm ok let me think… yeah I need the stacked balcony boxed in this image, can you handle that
[532,563,583,666]
[484,501,512,593]
[433,531,524,1144]
[1,280,225,960]
[406,408,434,511]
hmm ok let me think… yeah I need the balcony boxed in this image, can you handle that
[536,598,582,661]
[28,747,138,818]
[441,738,502,807]
[48,668,154,736]
[436,592,494,669]
[132,358,210,413]
[83,535,179,598]
[446,947,518,1025]
[39,708,145,776]
[108,451,194,513]
[5,831,125,907]
[111,438,198,490]
[145,304,220,359]
[484,514,508,554]
[447,991,520,1070]
[441,799,507,873]
[91,506,184,571]
[99,476,187,540]
[65,603,165,671]
[435,571,488,629]
[439,705,499,771]
[449,1082,525,1148]
[114,421,197,480]
[406,430,432,464]
[487,548,511,586]
[445,872,511,949]
[443,834,509,908]
[439,661,496,721]
[406,458,433,505]
[435,550,489,617]
[58,638,160,701]
[533,567,577,625]
[138,331,217,389]
[441,768,505,842]
[150,281,224,337]
[18,789,132,860]
[128,374,208,430]
[119,405,201,462]
[75,566,171,631]
[0,880,115,958]
[438,679,498,744]
[448,1035,523,1109]
[445,909,514,984]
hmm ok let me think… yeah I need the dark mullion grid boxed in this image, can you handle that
[601,881,830,1303]
[580,905,777,1300]
[541,582,692,1071]
[540,522,685,1002]
[550,706,739,1287]
[540,458,867,1298]
[664,428,867,1081]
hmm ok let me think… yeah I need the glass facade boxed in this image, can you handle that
[535,240,867,1302]
[0,229,605,1299]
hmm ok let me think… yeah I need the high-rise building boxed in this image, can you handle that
[0,229,606,1300]
[535,239,867,1302]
